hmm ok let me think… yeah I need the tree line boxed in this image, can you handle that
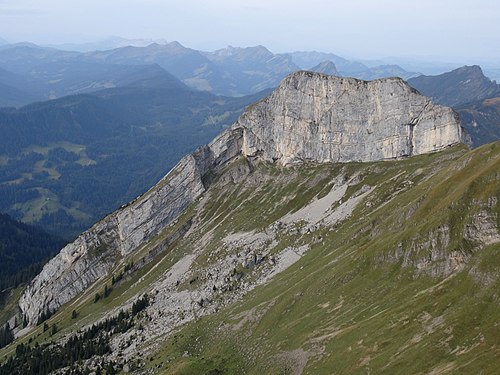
[0,294,149,375]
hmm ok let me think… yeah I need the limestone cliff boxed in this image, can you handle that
[18,71,468,326]
[238,71,467,164]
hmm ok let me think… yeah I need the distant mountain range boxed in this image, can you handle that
[0,41,423,104]
[289,50,368,74]
[202,45,299,95]
[45,36,169,52]
[289,51,419,80]
[0,44,187,106]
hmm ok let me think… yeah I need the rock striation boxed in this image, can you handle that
[18,71,468,326]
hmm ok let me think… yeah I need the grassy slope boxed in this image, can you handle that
[1,143,499,374]
[150,143,500,375]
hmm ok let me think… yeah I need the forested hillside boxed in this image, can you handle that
[0,212,63,293]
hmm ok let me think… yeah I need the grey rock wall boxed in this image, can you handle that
[237,71,467,165]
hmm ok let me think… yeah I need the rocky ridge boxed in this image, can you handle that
[408,65,500,107]
[18,71,468,326]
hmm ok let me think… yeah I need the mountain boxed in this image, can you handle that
[86,43,300,96]
[20,61,186,98]
[0,45,187,106]
[354,64,419,80]
[202,45,300,95]
[0,76,270,238]
[408,65,500,147]
[408,65,500,107]
[290,50,369,74]
[2,72,496,375]
[0,66,45,106]
[0,44,79,75]
[290,51,418,81]
[6,42,416,100]
[309,60,339,76]
[0,42,426,104]
[0,81,37,108]
[16,71,469,324]
[85,42,218,84]
[0,42,266,99]
[0,38,8,46]
[45,36,169,52]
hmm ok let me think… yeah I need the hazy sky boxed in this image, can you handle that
[1,0,499,63]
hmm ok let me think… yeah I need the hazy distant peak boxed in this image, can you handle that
[436,65,490,81]
[4,42,44,50]
[454,65,490,80]
[408,64,500,107]
[141,41,186,51]
[165,40,186,49]
[456,64,483,73]
[289,50,369,75]
[211,45,274,59]
[309,60,339,76]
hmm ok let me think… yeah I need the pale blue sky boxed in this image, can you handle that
[0,0,498,63]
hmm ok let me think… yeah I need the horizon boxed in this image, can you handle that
[1,36,499,77]
[0,0,499,67]
[1,36,499,81]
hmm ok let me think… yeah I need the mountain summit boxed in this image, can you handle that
[409,65,500,107]
[235,71,467,164]
[18,71,468,325]
[309,60,339,76]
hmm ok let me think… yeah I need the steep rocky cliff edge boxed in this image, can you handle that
[18,71,468,327]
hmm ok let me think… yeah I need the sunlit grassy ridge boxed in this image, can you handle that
[149,143,499,374]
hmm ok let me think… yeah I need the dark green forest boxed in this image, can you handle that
[0,213,64,293]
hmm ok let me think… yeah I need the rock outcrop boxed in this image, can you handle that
[238,71,467,165]
[18,71,468,326]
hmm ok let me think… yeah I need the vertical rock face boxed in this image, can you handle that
[237,71,467,165]
[18,71,468,326]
